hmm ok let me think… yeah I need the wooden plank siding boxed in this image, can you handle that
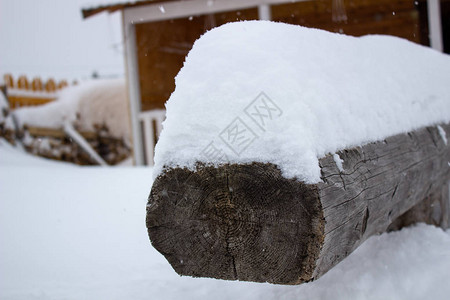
[271,0,421,44]
[135,8,258,111]
[135,0,423,112]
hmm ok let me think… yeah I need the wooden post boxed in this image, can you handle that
[45,79,56,93]
[58,80,68,89]
[4,74,14,88]
[147,123,450,284]
[32,77,43,91]
[17,75,29,90]
[427,0,443,52]
[123,15,145,166]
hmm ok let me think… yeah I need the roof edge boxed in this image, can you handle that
[81,0,177,19]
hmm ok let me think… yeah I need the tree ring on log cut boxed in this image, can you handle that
[147,162,324,284]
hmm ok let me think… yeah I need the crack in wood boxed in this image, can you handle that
[224,171,238,279]
[391,183,399,199]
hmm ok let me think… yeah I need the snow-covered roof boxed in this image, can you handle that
[81,0,176,18]
[13,79,130,141]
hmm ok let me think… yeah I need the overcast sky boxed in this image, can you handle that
[0,0,124,82]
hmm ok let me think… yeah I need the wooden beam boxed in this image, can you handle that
[146,123,450,284]
[8,96,55,109]
[258,4,272,20]
[123,20,145,166]
[123,0,307,24]
[82,0,178,19]
[26,126,96,139]
[313,123,449,277]
[427,0,444,51]
[63,122,108,166]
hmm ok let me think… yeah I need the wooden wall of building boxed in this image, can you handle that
[272,0,421,43]
[135,8,258,111]
[135,0,424,112]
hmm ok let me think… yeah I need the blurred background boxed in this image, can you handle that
[0,0,449,167]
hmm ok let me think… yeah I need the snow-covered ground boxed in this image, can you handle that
[1,139,450,300]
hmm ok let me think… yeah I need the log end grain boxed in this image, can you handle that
[146,162,324,284]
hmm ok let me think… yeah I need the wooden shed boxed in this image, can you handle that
[82,0,448,166]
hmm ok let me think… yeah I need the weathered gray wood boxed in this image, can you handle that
[146,123,450,284]
[147,163,325,284]
[313,123,450,277]
[387,184,449,231]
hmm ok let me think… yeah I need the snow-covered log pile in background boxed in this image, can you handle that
[4,78,131,165]
[147,21,450,284]
[0,88,15,144]
[0,89,9,128]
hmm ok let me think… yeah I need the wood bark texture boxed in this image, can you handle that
[146,123,450,284]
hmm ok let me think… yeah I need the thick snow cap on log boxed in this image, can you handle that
[154,21,450,184]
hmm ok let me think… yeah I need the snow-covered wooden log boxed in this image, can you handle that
[147,123,450,284]
[145,21,450,285]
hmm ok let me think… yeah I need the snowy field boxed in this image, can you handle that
[1,139,450,300]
